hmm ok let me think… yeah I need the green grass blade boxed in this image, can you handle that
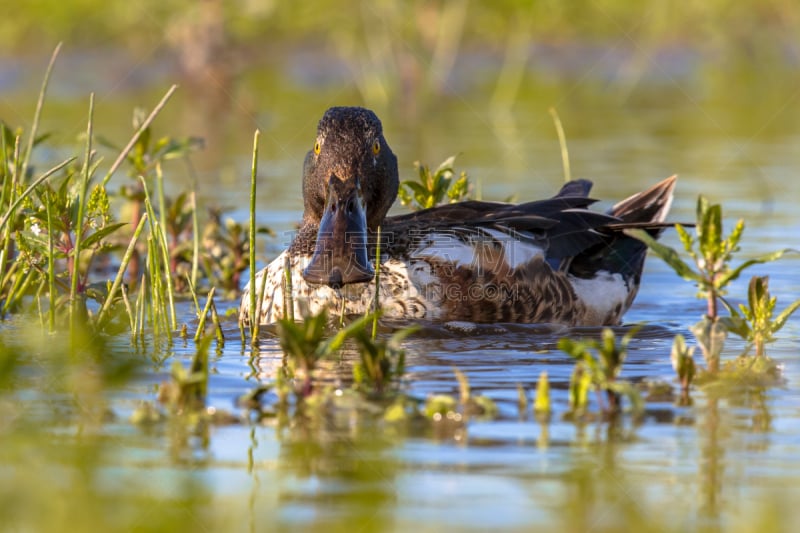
[21,43,62,179]
[372,226,381,339]
[70,93,94,332]
[626,228,701,283]
[45,190,55,332]
[120,284,135,337]
[195,286,216,342]
[140,176,177,331]
[772,298,800,334]
[249,129,260,336]
[718,249,797,288]
[548,107,571,183]
[96,213,148,327]
[188,174,200,289]
[154,164,177,330]
[321,312,375,356]
[102,84,178,186]
[184,273,201,317]
[210,297,225,346]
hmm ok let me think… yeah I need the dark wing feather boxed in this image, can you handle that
[382,181,618,261]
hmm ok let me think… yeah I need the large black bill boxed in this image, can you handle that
[303,177,375,288]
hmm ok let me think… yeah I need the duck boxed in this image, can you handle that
[240,106,677,327]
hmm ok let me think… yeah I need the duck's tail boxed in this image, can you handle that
[569,175,678,285]
[609,174,677,228]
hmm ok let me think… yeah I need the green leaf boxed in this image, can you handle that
[699,203,723,262]
[717,249,794,288]
[320,312,375,356]
[397,187,412,206]
[447,172,469,202]
[533,370,550,413]
[626,228,701,282]
[434,155,457,177]
[772,298,800,334]
[568,363,592,413]
[695,195,709,232]
[403,181,428,196]
[80,222,128,249]
[670,334,696,384]
[675,224,695,258]
[557,337,591,362]
[724,218,745,259]
[719,315,750,339]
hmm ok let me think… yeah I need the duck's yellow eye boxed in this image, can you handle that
[372,140,381,155]
[314,140,321,155]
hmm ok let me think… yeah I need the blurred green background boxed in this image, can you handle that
[3,1,799,193]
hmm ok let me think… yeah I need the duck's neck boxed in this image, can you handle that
[288,222,319,256]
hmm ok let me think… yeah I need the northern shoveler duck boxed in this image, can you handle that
[240,106,677,326]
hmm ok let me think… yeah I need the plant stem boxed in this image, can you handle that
[185,158,200,289]
[2,266,33,315]
[195,286,216,342]
[248,129,260,337]
[283,254,293,322]
[102,84,178,186]
[22,43,62,179]
[252,255,269,343]
[136,273,146,344]
[70,93,94,333]
[96,213,148,327]
[707,291,718,320]
[154,164,177,330]
[210,298,225,346]
[46,191,55,332]
[141,177,177,331]
[549,107,571,183]
[120,284,135,338]
[372,226,381,339]
[184,273,201,317]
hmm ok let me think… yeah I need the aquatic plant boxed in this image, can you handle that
[397,155,471,210]
[421,369,498,422]
[158,332,213,415]
[630,196,792,372]
[533,370,551,420]
[351,324,418,395]
[277,310,374,398]
[559,328,644,418]
[453,367,498,418]
[670,334,696,404]
[721,275,800,358]
[0,48,288,355]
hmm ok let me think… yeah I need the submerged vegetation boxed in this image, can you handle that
[631,196,798,389]
[559,327,644,420]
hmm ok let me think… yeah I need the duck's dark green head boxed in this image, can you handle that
[300,107,398,288]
